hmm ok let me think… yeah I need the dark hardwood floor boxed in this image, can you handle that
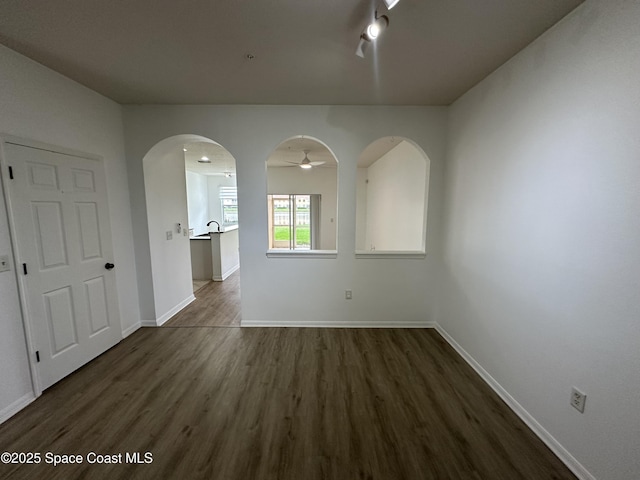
[0,327,576,480]
[166,270,241,327]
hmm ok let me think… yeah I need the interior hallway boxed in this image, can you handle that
[166,271,241,328]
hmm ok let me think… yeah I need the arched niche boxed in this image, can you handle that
[266,136,338,254]
[142,134,239,324]
[355,137,430,256]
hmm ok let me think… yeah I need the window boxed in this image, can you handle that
[220,186,238,226]
[268,194,320,250]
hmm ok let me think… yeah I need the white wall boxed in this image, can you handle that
[0,45,139,418]
[364,141,427,251]
[143,147,194,324]
[123,106,446,327]
[267,166,338,250]
[355,168,368,250]
[440,1,640,479]
[186,171,209,236]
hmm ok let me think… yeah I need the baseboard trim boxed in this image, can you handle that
[432,323,595,480]
[154,295,196,327]
[0,392,36,425]
[142,295,197,328]
[241,319,436,328]
[214,263,239,282]
[122,321,141,338]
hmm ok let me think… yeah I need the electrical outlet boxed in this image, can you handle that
[345,290,352,300]
[166,231,173,240]
[0,255,10,272]
[570,387,586,413]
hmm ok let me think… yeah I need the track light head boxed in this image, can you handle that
[383,0,401,10]
[356,36,369,58]
[363,15,389,42]
[356,13,389,58]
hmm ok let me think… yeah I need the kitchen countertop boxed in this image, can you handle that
[190,224,238,240]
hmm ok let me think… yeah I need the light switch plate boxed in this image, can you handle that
[166,231,173,240]
[0,255,10,272]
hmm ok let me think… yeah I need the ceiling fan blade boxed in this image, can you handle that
[309,161,325,166]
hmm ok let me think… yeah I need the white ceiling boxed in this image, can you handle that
[267,137,337,168]
[266,135,409,168]
[0,0,583,106]
[184,142,236,176]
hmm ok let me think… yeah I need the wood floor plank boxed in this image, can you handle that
[0,328,577,480]
[166,271,241,328]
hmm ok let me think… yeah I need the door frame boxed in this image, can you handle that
[0,134,121,397]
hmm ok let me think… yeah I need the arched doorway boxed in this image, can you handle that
[142,134,240,326]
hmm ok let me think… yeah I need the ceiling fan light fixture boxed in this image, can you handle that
[300,150,314,169]
[281,149,326,169]
[198,156,211,163]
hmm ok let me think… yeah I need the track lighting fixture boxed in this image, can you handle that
[355,0,402,58]
[356,12,389,58]
[365,15,389,41]
[383,0,400,10]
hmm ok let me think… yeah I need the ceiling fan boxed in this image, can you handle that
[285,150,326,169]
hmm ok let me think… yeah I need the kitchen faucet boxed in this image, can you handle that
[206,220,221,232]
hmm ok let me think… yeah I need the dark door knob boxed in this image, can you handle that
[105,263,115,270]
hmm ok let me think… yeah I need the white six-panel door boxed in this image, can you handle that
[5,142,121,391]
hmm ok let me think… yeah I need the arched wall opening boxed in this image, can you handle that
[266,135,339,252]
[355,137,431,254]
[142,134,239,325]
